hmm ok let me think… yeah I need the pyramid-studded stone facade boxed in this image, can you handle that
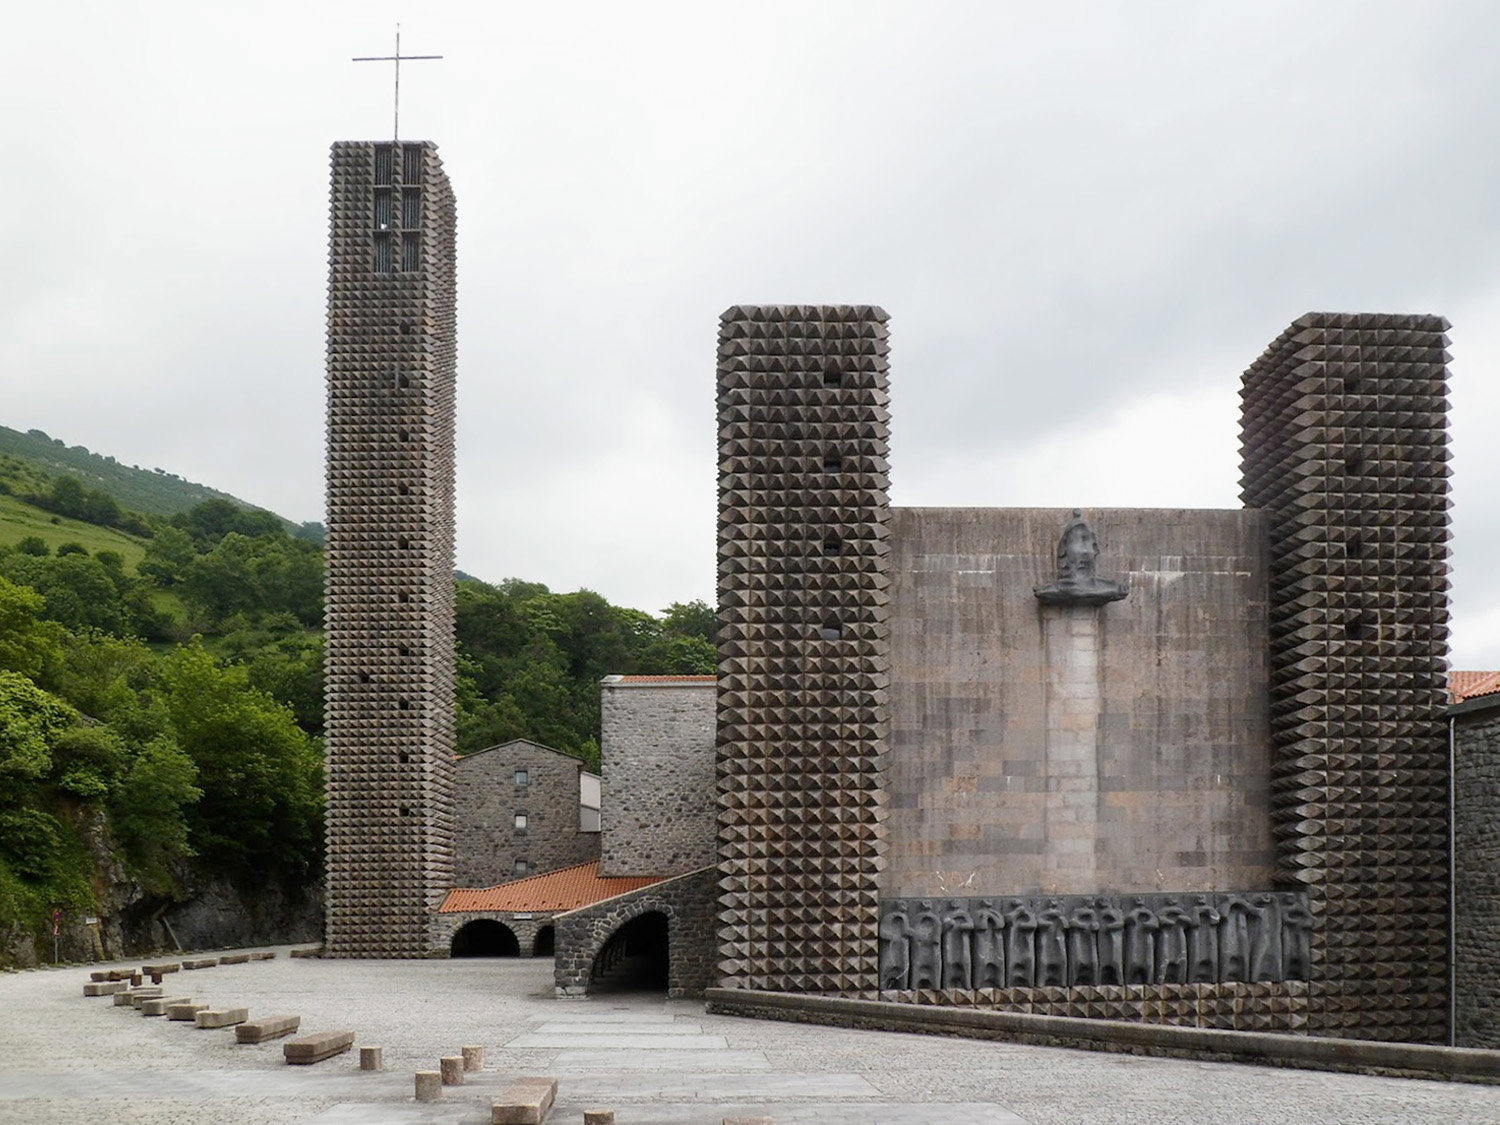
[715,304,891,996]
[1239,312,1451,1041]
[324,140,458,957]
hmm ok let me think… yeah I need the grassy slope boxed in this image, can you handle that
[0,494,150,566]
[0,425,275,520]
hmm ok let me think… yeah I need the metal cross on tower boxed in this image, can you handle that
[353,24,442,141]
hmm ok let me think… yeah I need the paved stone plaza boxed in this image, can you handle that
[3,949,1500,1123]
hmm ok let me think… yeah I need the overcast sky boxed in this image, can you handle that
[5,1,1498,666]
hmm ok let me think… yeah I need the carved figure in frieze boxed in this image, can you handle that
[1037,899,1070,986]
[1068,902,1101,985]
[1247,893,1281,981]
[1155,898,1191,984]
[972,900,1007,989]
[1096,898,1126,985]
[1187,894,1221,983]
[941,902,976,990]
[1004,898,1038,987]
[911,901,943,989]
[1124,897,1159,985]
[878,908,912,991]
[1219,895,1256,983]
[1280,894,1314,980]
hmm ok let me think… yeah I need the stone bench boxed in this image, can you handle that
[115,988,162,1007]
[182,958,218,970]
[236,1015,301,1043]
[83,981,126,997]
[142,962,180,984]
[289,946,323,959]
[284,1030,355,1064]
[141,996,190,1017]
[167,1002,208,1021]
[250,951,276,961]
[195,1007,249,1029]
[219,953,250,965]
[492,1077,558,1124]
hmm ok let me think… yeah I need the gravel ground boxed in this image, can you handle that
[3,947,1500,1123]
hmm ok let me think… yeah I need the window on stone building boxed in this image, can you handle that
[514,858,529,876]
[514,769,529,787]
[514,812,528,831]
[580,806,601,833]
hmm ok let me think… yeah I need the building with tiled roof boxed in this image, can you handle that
[1451,670,1500,704]
[453,739,601,887]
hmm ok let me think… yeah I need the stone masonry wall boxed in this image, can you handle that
[453,740,599,886]
[885,507,1272,900]
[554,866,717,998]
[600,679,716,877]
[1456,700,1500,1048]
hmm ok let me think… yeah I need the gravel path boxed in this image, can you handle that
[3,947,1500,1123]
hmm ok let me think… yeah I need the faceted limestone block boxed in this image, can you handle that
[492,1076,558,1124]
[195,1007,249,1029]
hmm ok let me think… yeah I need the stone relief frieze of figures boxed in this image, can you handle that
[878,892,1314,992]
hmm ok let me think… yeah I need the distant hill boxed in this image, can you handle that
[0,425,314,533]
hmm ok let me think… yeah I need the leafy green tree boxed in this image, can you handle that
[110,735,200,893]
[139,525,196,586]
[0,672,75,807]
[159,643,322,882]
[0,578,60,681]
[15,537,47,557]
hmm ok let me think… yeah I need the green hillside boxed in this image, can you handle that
[0,425,278,520]
[0,494,150,567]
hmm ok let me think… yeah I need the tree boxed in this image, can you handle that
[138,525,196,586]
[159,643,322,882]
[0,672,75,807]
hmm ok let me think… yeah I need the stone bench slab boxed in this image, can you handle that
[195,1007,250,1029]
[284,1030,355,1064]
[492,1076,558,1124]
[250,951,276,961]
[141,997,191,1016]
[168,1002,209,1021]
[83,981,126,997]
[236,1015,301,1043]
[219,953,251,965]
[182,958,218,970]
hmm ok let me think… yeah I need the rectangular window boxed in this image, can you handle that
[373,189,392,231]
[514,813,528,831]
[514,769,528,787]
[401,188,421,230]
[580,807,601,833]
[373,233,394,274]
[402,144,423,184]
[401,231,421,272]
[374,145,394,186]
[514,858,529,875]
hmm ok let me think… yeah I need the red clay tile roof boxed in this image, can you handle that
[608,675,716,684]
[438,861,665,914]
[1452,670,1500,703]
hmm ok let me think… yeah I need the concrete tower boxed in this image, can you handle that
[1241,312,1451,1041]
[324,140,457,957]
[715,304,892,995]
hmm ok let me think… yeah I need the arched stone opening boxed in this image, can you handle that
[533,924,556,957]
[589,910,669,992]
[450,919,519,957]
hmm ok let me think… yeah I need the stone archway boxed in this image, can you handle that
[450,919,520,957]
[589,910,669,992]
[533,924,556,957]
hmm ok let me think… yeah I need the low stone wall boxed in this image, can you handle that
[883,980,1307,1032]
[1456,698,1500,1048]
[705,989,1500,1084]
[553,866,716,998]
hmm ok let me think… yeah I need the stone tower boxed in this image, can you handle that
[324,140,458,957]
[1240,312,1451,1040]
[715,304,892,995]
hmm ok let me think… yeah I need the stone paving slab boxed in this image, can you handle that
[529,1021,705,1035]
[548,1049,771,1071]
[507,1032,728,1050]
[558,1072,879,1099]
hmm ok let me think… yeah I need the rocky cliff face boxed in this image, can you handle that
[0,812,322,968]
